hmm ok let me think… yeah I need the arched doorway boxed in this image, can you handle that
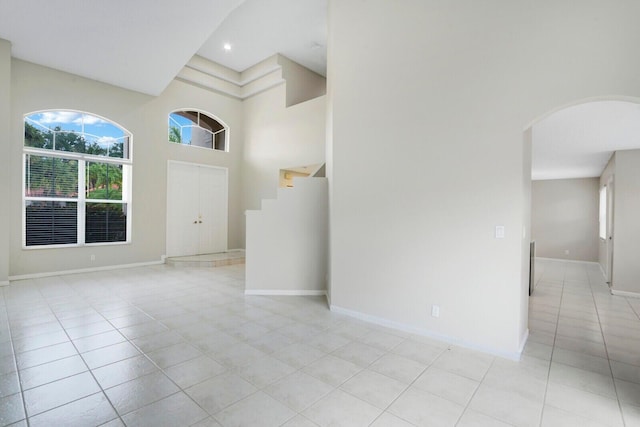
[525,98,640,294]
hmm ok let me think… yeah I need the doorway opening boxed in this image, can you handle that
[526,97,640,293]
[166,161,228,257]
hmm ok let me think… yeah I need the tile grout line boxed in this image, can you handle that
[537,261,566,427]
[340,335,421,426]
[211,317,418,425]
[621,294,640,322]
[13,262,629,427]
[366,341,449,427]
[34,274,127,427]
[209,320,374,425]
[78,266,251,424]
[1,284,31,427]
[452,356,499,427]
[4,266,248,425]
[97,282,225,426]
[586,266,627,427]
[69,266,257,424]
[100,274,342,425]
[199,302,348,424]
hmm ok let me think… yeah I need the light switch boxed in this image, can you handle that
[495,226,505,239]
[431,305,440,318]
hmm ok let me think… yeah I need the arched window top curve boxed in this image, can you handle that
[168,109,228,152]
[24,110,131,159]
[22,110,132,247]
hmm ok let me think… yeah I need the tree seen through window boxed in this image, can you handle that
[23,111,131,247]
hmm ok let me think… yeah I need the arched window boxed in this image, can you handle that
[168,110,228,151]
[23,110,132,247]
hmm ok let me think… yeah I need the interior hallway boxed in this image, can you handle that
[527,258,640,426]
[0,259,639,426]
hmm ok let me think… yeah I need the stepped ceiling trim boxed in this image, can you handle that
[177,55,286,100]
[0,0,246,96]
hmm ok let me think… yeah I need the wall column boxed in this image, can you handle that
[0,39,10,285]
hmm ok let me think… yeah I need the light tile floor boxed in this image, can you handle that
[0,259,639,426]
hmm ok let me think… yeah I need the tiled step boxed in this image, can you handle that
[165,251,245,268]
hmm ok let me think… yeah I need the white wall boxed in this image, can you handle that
[611,149,640,295]
[242,84,326,243]
[245,177,328,294]
[327,0,640,357]
[278,55,327,107]
[520,128,532,336]
[147,80,245,251]
[0,39,10,284]
[532,178,599,262]
[7,53,327,276]
[9,60,244,276]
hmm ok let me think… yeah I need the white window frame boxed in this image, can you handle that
[599,185,607,240]
[22,111,133,249]
[168,109,229,152]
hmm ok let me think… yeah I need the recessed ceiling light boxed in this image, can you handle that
[223,43,232,52]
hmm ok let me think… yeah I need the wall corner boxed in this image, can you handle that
[0,39,11,283]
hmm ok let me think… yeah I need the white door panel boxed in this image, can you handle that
[167,162,228,257]
[198,166,228,254]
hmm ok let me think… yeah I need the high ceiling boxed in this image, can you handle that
[0,0,326,96]
[0,0,245,95]
[532,101,640,180]
[198,0,327,77]
[1,1,638,180]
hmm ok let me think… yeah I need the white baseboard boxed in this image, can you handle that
[330,304,523,361]
[8,260,165,281]
[611,289,640,299]
[535,257,600,266]
[244,289,327,296]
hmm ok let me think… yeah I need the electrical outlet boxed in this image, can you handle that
[90,254,96,261]
[431,305,440,318]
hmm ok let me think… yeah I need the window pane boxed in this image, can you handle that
[24,115,86,153]
[52,130,88,153]
[191,127,213,149]
[599,186,607,240]
[25,155,78,198]
[173,111,199,125]
[26,201,78,246]
[109,136,129,159]
[214,130,226,151]
[168,110,226,151]
[24,121,53,149]
[199,114,224,133]
[85,203,127,243]
[84,134,128,159]
[169,112,195,145]
[24,111,130,159]
[86,162,123,200]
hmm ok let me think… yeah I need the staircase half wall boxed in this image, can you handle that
[245,177,328,296]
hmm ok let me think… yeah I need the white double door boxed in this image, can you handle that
[167,161,228,257]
